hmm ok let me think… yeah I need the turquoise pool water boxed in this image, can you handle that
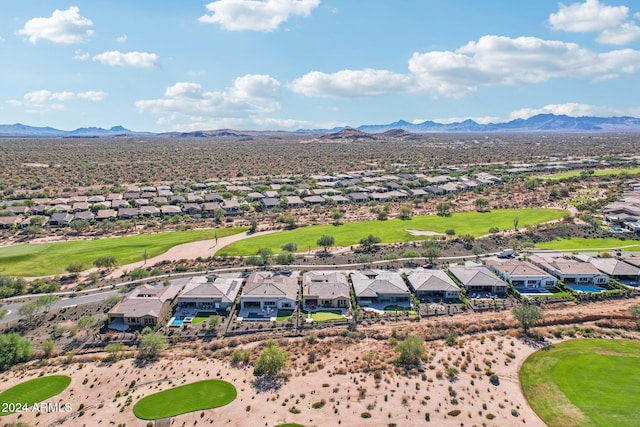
[569,284,605,293]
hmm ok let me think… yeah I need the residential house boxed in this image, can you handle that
[528,255,608,285]
[486,259,557,289]
[49,212,74,227]
[139,206,160,217]
[118,208,139,220]
[222,199,242,216]
[325,195,350,204]
[285,195,305,208]
[351,270,411,307]
[5,206,28,215]
[72,202,90,212]
[161,205,182,216]
[108,283,181,330]
[260,197,280,210]
[73,211,95,221]
[239,272,298,312]
[96,209,117,221]
[348,192,370,203]
[303,195,326,205]
[405,270,461,301]
[182,203,202,216]
[201,202,222,217]
[584,256,640,283]
[302,271,350,309]
[178,275,242,312]
[0,216,23,229]
[447,266,508,295]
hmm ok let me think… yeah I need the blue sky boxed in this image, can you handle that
[1,0,640,131]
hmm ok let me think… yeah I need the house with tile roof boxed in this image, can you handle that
[405,270,461,301]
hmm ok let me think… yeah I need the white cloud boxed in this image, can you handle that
[17,6,93,44]
[93,51,160,69]
[166,116,341,132]
[549,0,640,45]
[291,35,640,98]
[288,69,413,98]
[8,89,106,112]
[508,103,640,120]
[116,33,128,43]
[597,21,640,44]
[199,0,320,32]
[136,74,283,128]
[549,0,628,32]
[73,49,90,61]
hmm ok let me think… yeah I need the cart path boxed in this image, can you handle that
[105,229,280,279]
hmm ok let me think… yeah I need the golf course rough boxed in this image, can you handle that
[133,379,237,420]
[520,339,640,427]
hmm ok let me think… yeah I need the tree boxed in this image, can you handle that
[363,351,378,369]
[280,242,298,252]
[18,302,38,323]
[138,333,168,359]
[276,251,296,265]
[399,204,413,220]
[105,342,126,362]
[0,276,27,298]
[245,255,265,267]
[214,208,226,223]
[317,235,335,254]
[436,202,451,217]
[41,339,55,358]
[0,333,32,371]
[421,239,438,249]
[512,304,544,333]
[66,262,84,274]
[104,295,121,310]
[331,209,344,225]
[257,247,273,265]
[35,295,59,313]
[207,314,221,329]
[249,218,258,233]
[359,234,381,252]
[130,268,150,281]
[0,308,7,321]
[77,315,96,337]
[395,336,425,366]
[254,339,289,377]
[474,197,490,212]
[94,256,117,268]
[629,304,640,330]
[459,234,475,250]
[423,247,441,264]
[513,216,520,231]
[70,219,90,233]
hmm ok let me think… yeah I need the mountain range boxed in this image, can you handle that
[2,114,640,137]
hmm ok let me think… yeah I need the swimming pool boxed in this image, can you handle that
[610,226,625,233]
[170,317,183,326]
[568,284,606,293]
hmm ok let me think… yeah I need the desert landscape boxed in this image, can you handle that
[2,298,638,427]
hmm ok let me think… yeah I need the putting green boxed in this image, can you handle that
[520,339,640,427]
[218,208,566,256]
[0,375,71,416]
[133,379,237,420]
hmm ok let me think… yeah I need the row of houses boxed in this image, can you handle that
[0,171,502,228]
[107,252,640,329]
[107,266,510,329]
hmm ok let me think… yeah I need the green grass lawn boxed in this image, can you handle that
[275,310,294,322]
[0,375,71,416]
[218,208,566,256]
[536,237,640,251]
[538,168,640,180]
[520,339,640,427]
[133,379,236,420]
[302,310,345,322]
[190,312,219,325]
[274,424,305,427]
[0,227,246,277]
